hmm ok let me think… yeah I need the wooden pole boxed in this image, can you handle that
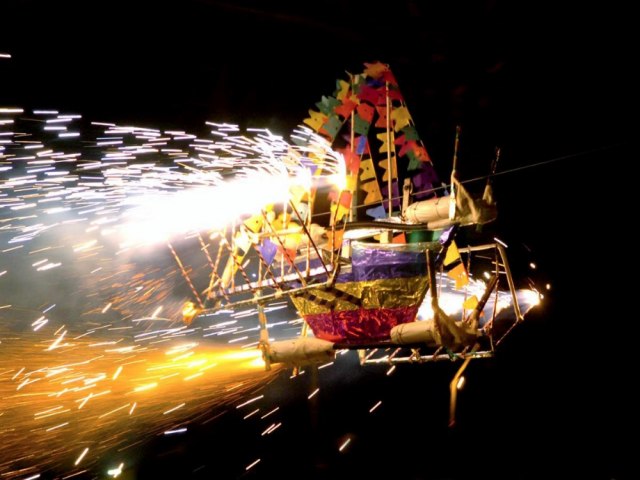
[385,81,393,218]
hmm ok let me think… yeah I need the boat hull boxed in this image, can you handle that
[291,242,436,343]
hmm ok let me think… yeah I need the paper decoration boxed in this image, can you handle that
[281,247,298,266]
[463,295,479,310]
[359,157,377,181]
[375,105,388,128]
[258,239,277,265]
[359,157,383,205]
[345,173,358,192]
[330,202,350,223]
[355,135,368,155]
[300,62,442,226]
[360,180,383,205]
[376,131,396,154]
[338,190,353,208]
[303,110,328,132]
[356,103,375,124]
[234,229,252,254]
[338,147,361,175]
[364,62,388,79]
[353,114,371,136]
[328,228,345,250]
[444,240,460,266]
[243,214,263,233]
[335,97,357,118]
[447,263,469,290]
[391,106,412,132]
[411,168,438,199]
[315,95,341,115]
[365,204,387,219]
[320,115,342,139]
[381,180,400,209]
[377,156,398,182]
[382,69,399,87]
[392,233,406,244]
[405,144,431,171]
[357,84,383,105]
[400,125,420,141]
[388,86,403,101]
[336,79,350,101]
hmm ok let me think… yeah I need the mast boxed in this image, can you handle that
[449,126,461,220]
[349,81,356,222]
[385,81,393,218]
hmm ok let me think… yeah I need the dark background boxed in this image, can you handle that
[1,1,635,478]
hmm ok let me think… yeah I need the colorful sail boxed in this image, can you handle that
[300,61,440,222]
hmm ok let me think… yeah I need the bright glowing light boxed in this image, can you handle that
[520,289,541,307]
[74,447,89,465]
[133,382,158,392]
[47,330,67,351]
[236,395,264,409]
[339,437,352,452]
[369,400,382,413]
[107,463,124,478]
[261,422,281,436]
[493,237,508,248]
[164,428,187,435]
[118,174,290,246]
[182,301,199,324]
[163,403,186,415]
[456,376,466,390]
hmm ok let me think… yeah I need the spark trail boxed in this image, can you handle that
[0,110,332,477]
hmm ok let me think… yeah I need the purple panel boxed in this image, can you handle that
[351,243,429,281]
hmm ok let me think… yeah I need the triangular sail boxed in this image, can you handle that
[299,62,440,224]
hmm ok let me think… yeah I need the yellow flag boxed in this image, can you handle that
[391,106,412,132]
[447,263,469,290]
[328,228,345,250]
[345,173,358,192]
[359,157,377,181]
[303,110,327,132]
[376,131,396,154]
[462,295,478,310]
[243,214,263,233]
[364,62,388,78]
[377,156,398,182]
[330,203,350,223]
[336,79,350,101]
[360,179,383,205]
[444,241,461,266]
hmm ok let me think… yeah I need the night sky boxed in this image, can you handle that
[1,1,635,478]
